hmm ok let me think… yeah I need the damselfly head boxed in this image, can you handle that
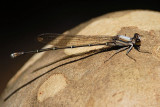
[133,33,141,46]
[134,33,141,39]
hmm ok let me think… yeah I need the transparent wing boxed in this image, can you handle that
[37,33,114,46]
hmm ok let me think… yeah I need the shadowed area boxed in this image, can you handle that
[4,46,130,101]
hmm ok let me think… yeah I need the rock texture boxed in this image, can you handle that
[1,10,160,107]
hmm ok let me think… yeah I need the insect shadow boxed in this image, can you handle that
[4,46,128,101]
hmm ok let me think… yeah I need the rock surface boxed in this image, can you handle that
[1,10,160,107]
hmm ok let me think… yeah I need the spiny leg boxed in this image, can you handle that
[125,44,136,61]
[104,46,129,63]
[136,47,152,54]
[126,45,152,61]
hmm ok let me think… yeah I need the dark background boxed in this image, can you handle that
[0,0,159,95]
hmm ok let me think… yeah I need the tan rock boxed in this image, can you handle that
[1,10,160,107]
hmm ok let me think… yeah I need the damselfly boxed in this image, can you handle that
[11,33,147,61]
[4,33,150,102]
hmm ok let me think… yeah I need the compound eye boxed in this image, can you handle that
[134,33,139,38]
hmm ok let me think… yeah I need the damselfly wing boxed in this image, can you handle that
[37,33,114,47]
